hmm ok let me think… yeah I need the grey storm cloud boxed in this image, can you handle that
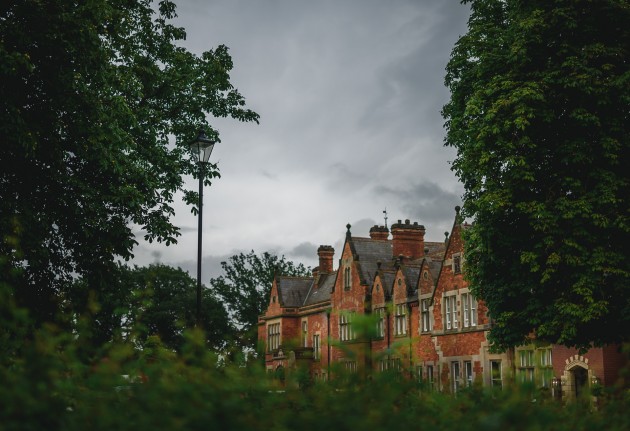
[374,182,461,225]
[130,0,471,274]
[289,242,318,260]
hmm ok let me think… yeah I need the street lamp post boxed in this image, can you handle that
[189,129,216,327]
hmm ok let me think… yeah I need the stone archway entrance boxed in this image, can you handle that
[561,355,592,401]
[572,366,588,399]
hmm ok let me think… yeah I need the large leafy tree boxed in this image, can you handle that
[128,264,232,351]
[69,264,233,351]
[443,0,629,350]
[0,1,259,325]
[211,251,310,350]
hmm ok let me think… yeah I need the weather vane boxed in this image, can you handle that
[383,207,388,229]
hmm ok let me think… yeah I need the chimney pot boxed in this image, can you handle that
[317,245,334,273]
[369,225,389,240]
[391,219,426,260]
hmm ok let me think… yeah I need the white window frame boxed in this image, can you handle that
[426,365,434,390]
[451,361,461,393]
[375,307,385,338]
[301,320,308,347]
[517,350,535,383]
[421,299,432,332]
[339,313,354,341]
[540,347,552,367]
[445,295,458,330]
[464,361,473,386]
[490,360,503,388]
[267,322,280,351]
[395,304,407,335]
[462,293,478,328]
[313,333,321,360]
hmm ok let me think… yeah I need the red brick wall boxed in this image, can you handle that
[371,273,390,361]
[330,242,368,365]
[303,311,330,373]
[439,331,487,357]
[281,317,300,347]
[265,281,283,316]
[440,223,466,294]
[418,261,433,296]
[551,344,628,386]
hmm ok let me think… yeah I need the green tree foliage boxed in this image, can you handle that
[0,1,259,326]
[210,251,310,350]
[129,264,232,351]
[443,0,629,350]
[69,264,232,351]
[2,326,630,431]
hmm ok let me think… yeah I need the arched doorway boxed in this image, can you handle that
[571,365,588,399]
[561,355,592,401]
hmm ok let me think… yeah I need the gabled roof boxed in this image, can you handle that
[425,241,447,260]
[303,272,336,306]
[401,265,421,293]
[349,237,393,284]
[276,276,312,307]
[427,259,442,280]
[376,270,397,298]
[430,206,466,304]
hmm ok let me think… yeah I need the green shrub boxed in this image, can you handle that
[2,318,630,431]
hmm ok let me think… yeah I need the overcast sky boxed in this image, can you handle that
[132,0,471,278]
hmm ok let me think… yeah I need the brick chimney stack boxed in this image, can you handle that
[317,245,334,273]
[369,225,389,241]
[391,219,426,260]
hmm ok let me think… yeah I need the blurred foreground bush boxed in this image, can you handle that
[1,319,630,431]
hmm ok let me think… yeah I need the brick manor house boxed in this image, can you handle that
[258,207,626,400]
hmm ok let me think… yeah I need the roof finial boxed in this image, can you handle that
[383,207,388,229]
[346,223,352,240]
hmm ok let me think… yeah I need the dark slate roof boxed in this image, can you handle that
[303,272,336,306]
[350,237,393,284]
[425,241,446,260]
[427,259,442,281]
[277,276,312,307]
[401,265,421,292]
[379,271,397,297]
[408,290,419,302]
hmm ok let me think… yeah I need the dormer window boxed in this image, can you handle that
[344,267,351,290]
[453,254,462,274]
[421,299,432,332]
